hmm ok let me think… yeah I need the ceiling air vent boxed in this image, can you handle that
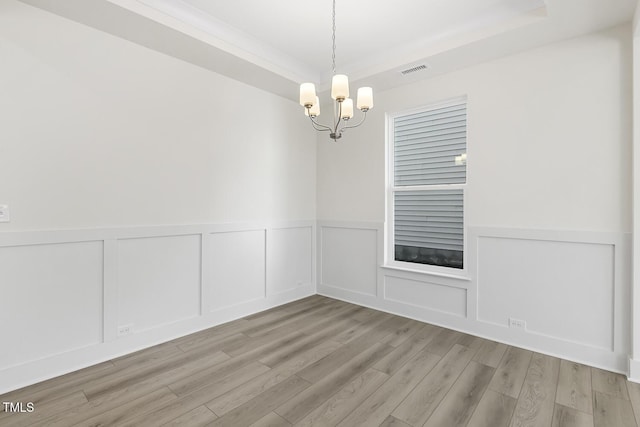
[400,64,428,75]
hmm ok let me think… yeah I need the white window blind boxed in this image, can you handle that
[394,189,464,252]
[390,99,466,269]
[394,103,466,186]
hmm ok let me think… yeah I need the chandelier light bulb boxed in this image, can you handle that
[331,74,349,100]
[341,98,354,119]
[299,83,316,107]
[357,87,374,110]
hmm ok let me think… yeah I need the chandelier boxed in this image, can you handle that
[299,0,374,141]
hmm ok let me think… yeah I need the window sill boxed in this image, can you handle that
[381,264,472,282]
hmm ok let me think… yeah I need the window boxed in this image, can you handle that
[387,98,467,271]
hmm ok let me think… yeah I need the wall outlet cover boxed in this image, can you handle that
[509,318,526,330]
[0,205,10,223]
[117,324,133,336]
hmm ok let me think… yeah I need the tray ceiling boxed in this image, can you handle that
[17,0,639,100]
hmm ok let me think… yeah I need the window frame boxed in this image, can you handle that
[385,96,469,278]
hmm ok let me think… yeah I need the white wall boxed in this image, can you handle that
[0,0,316,230]
[0,1,317,393]
[318,25,633,373]
[318,25,632,230]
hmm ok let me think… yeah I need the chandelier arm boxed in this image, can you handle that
[309,116,333,132]
[340,110,368,131]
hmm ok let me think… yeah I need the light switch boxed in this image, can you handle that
[0,205,10,223]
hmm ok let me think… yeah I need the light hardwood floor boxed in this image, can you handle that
[1,295,639,427]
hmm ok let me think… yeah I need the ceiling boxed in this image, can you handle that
[135,0,547,80]
[18,0,639,100]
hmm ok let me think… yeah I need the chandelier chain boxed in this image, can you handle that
[332,0,336,75]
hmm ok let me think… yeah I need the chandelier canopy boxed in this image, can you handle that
[299,0,374,141]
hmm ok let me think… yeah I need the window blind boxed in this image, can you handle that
[394,190,464,252]
[391,99,466,269]
[394,103,467,186]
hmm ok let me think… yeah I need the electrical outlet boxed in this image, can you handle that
[509,318,526,330]
[117,324,133,336]
[0,205,10,223]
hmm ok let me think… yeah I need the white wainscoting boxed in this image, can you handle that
[319,224,379,299]
[0,241,103,369]
[384,275,467,318]
[477,235,614,351]
[0,221,315,394]
[118,235,202,333]
[317,221,632,375]
[208,229,267,311]
[267,226,314,296]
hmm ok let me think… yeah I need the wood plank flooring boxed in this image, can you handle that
[1,295,639,427]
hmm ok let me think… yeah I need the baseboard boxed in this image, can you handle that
[629,358,640,383]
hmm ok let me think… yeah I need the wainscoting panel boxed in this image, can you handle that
[208,229,266,311]
[0,220,630,392]
[477,236,615,351]
[384,275,467,317]
[267,226,313,296]
[117,234,201,333]
[0,241,103,369]
[0,221,315,395]
[318,221,631,375]
[320,225,378,296]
